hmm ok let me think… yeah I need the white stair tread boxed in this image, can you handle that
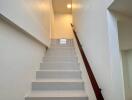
[41,62,78,64]
[26,91,88,97]
[37,70,81,72]
[32,79,83,83]
[25,39,88,100]
[49,46,74,48]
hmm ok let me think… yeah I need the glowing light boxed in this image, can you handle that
[67,4,72,9]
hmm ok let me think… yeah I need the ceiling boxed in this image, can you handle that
[110,0,132,17]
[52,0,72,14]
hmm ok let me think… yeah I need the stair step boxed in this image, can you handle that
[49,47,74,49]
[40,62,79,68]
[34,79,83,82]
[25,39,88,100]
[50,45,74,48]
[43,56,77,62]
[25,91,88,100]
[48,48,75,52]
[43,60,77,64]
[46,50,75,53]
[40,65,80,70]
[45,53,76,57]
[40,63,79,70]
[51,39,74,47]
[32,80,84,91]
[51,43,73,47]
[36,70,81,79]
[51,43,74,46]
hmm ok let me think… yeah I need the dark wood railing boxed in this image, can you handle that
[71,24,104,100]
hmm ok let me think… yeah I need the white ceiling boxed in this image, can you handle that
[52,0,72,14]
[110,0,132,16]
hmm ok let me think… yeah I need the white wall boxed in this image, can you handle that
[73,34,96,100]
[118,20,132,50]
[121,51,132,100]
[107,11,125,100]
[116,13,132,100]
[0,18,46,100]
[125,51,132,100]
[52,13,73,39]
[72,0,125,100]
[0,0,54,46]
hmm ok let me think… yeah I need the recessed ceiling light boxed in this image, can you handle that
[67,4,71,9]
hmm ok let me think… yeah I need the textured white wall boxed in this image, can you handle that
[0,0,54,46]
[72,0,125,99]
[0,18,46,100]
[52,13,73,39]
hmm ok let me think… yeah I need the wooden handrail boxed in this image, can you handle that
[71,24,104,100]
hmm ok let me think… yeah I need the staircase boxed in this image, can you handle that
[25,39,88,100]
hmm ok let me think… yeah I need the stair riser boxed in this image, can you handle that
[32,82,84,91]
[46,50,75,53]
[43,60,77,63]
[50,45,74,48]
[43,57,77,62]
[51,39,73,43]
[48,49,75,52]
[40,63,79,68]
[36,71,81,79]
[49,47,74,50]
[40,66,80,70]
[45,53,76,57]
[51,43,73,46]
[25,39,89,100]
[25,97,88,100]
[51,39,74,47]
[51,42,73,45]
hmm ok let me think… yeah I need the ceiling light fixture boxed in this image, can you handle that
[67,4,71,9]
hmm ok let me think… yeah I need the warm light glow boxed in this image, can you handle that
[67,4,72,9]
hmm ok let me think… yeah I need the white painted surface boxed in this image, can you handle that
[25,39,88,100]
[112,11,132,100]
[111,11,132,22]
[52,14,73,39]
[125,51,132,100]
[118,20,132,50]
[121,51,131,100]
[72,0,125,99]
[52,0,72,14]
[0,0,54,46]
[0,19,46,100]
[117,13,132,100]
[110,0,132,16]
[121,50,132,100]
[73,35,96,100]
[107,11,125,100]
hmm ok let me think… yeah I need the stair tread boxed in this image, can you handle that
[37,70,81,72]
[41,62,78,64]
[32,79,83,83]
[25,39,88,100]
[26,91,87,97]
[43,56,77,58]
[50,46,74,48]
